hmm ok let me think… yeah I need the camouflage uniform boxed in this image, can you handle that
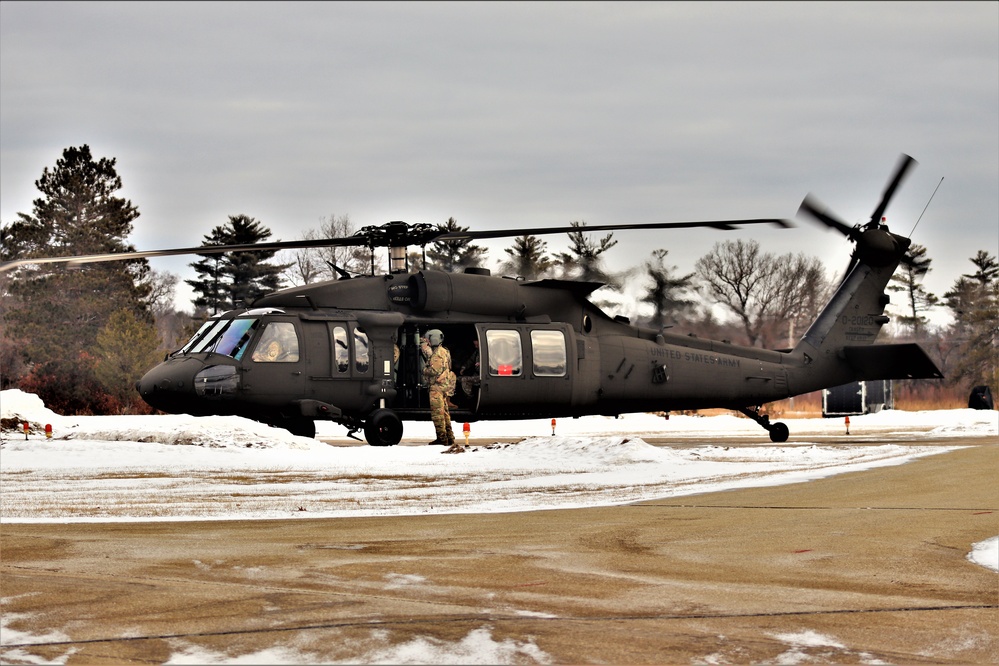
[421,335,455,445]
[459,346,480,399]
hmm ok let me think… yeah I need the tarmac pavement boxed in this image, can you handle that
[1,435,996,664]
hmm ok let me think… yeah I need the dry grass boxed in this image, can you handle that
[764,385,982,418]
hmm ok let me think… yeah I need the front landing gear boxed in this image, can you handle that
[363,408,404,446]
[738,406,789,443]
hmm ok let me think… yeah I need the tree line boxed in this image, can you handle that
[1,145,995,414]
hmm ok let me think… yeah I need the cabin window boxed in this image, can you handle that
[531,330,567,377]
[251,322,300,363]
[333,326,349,373]
[354,328,370,373]
[486,329,523,377]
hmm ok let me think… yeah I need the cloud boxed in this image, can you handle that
[2,2,995,316]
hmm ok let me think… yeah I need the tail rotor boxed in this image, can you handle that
[797,154,918,278]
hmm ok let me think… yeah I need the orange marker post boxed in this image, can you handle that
[551,418,556,436]
[463,422,470,447]
[22,422,29,440]
[45,424,53,439]
[845,416,851,435]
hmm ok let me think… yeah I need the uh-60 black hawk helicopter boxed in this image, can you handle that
[1,154,943,445]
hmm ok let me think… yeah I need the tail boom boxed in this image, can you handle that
[788,230,943,394]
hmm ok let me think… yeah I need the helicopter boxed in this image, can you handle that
[0,154,942,445]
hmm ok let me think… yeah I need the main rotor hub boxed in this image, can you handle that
[353,221,437,248]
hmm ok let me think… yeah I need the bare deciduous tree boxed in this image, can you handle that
[695,239,829,348]
[283,214,371,285]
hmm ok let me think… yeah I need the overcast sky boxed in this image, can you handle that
[2,1,996,322]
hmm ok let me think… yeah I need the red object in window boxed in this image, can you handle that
[498,364,513,376]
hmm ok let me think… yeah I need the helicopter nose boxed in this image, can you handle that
[136,357,202,414]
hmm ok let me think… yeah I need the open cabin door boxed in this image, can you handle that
[474,323,573,414]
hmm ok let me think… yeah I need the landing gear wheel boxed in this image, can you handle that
[737,406,791,443]
[364,408,403,446]
[768,422,789,443]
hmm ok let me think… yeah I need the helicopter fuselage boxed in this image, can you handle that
[136,269,810,442]
[137,213,943,446]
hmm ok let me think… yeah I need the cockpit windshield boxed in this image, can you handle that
[214,319,259,358]
[180,318,260,360]
[178,319,217,355]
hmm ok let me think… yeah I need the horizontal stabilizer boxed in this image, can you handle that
[842,344,943,380]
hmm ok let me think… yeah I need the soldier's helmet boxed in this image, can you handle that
[427,329,444,346]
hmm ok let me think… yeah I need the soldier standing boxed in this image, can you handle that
[420,329,456,446]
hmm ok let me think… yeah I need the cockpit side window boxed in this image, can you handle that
[251,321,300,363]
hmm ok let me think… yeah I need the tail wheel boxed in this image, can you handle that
[364,408,403,446]
[768,422,789,443]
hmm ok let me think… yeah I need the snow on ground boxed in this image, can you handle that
[1,390,995,665]
[1,389,996,569]
[968,536,999,573]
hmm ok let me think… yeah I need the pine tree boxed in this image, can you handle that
[187,226,230,314]
[1,145,153,412]
[641,249,696,329]
[94,309,162,411]
[425,218,487,272]
[498,235,554,280]
[554,221,620,287]
[186,215,290,312]
[944,251,998,388]
[964,250,999,287]
[888,243,938,336]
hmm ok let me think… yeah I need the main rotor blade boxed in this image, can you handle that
[868,153,917,227]
[0,218,794,274]
[434,218,794,242]
[0,236,371,274]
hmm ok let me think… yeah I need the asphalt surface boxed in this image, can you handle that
[1,435,997,665]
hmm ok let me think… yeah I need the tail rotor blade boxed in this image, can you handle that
[868,153,917,227]
[798,194,857,239]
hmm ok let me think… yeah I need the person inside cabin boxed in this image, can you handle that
[457,339,480,405]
